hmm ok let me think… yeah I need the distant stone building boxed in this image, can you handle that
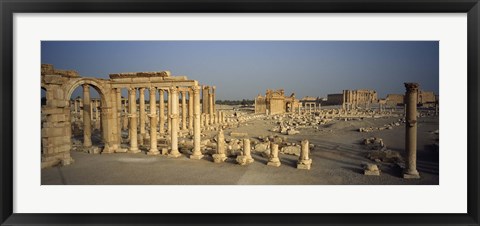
[300,96,322,111]
[326,89,377,109]
[255,89,299,115]
[386,91,437,107]
[326,94,343,105]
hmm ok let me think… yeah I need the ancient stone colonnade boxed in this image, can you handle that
[41,64,221,168]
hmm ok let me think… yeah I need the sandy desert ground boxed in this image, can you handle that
[42,105,439,185]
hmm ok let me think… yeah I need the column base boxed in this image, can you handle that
[115,148,128,153]
[147,149,160,156]
[168,150,182,158]
[189,153,204,160]
[128,147,141,154]
[297,159,312,170]
[267,158,281,167]
[212,153,227,163]
[403,170,420,179]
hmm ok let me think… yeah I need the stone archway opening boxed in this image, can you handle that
[67,82,107,154]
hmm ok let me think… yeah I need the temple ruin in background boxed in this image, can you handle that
[255,89,299,115]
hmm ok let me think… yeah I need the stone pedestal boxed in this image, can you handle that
[297,139,312,170]
[237,138,254,165]
[403,83,420,179]
[364,164,380,176]
[267,143,281,167]
[213,128,227,163]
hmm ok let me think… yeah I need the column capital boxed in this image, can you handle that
[149,87,156,94]
[192,85,200,94]
[128,87,137,92]
[404,83,419,92]
[170,86,178,94]
[82,84,89,90]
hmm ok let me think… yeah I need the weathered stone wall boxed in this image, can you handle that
[327,94,343,105]
[386,94,404,106]
[255,96,267,114]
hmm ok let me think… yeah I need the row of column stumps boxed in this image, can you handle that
[76,83,418,178]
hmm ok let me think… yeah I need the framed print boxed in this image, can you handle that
[1,0,479,225]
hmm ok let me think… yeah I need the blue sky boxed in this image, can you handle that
[41,41,439,100]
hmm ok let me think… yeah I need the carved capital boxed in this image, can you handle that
[149,87,156,94]
[404,83,419,92]
[192,85,200,94]
[170,86,178,94]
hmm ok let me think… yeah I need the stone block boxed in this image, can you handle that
[212,153,227,163]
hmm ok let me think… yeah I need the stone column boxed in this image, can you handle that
[403,83,420,179]
[202,85,209,114]
[188,89,193,130]
[74,99,79,115]
[122,99,128,131]
[209,89,214,124]
[212,86,216,114]
[243,138,254,163]
[213,128,227,163]
[342,90,346,110]
[128,88,140,153]
[159,89,165,135]
[147,87,159,155]
[116,89,122,144]
[167,89,172,134]
[82,84,92,147]
[297,139,312,170]
[267,143,281,167]
[95,100,100,122]
[181,90,187,130]
[168,86,181,158]
[190,85,203,160]
[139,88,146,144]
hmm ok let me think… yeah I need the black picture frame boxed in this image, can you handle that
[1,0,479,225]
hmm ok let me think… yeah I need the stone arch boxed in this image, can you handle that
[62,78,117,153]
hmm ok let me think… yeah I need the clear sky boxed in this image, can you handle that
[41,41,439,100]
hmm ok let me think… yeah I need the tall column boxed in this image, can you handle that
[181,90,187,130]
[190,85,203,160]
[116,89,122,144]
[212,86,216,114]
[159,89,165,135]
[139,88,146,143]
[95,100,100,121]
[342,90,346,110]
[188,89,193,130]
[403,83,420,179]
[90,100,94,121]
[82,84,92,147]
[74,99,79,115]
[209,89,214,124]
[167,89,172,134]
[128,88,140,153]
[147,87,159,155]
[122,99,128,131]
[202,86,209,114]
[168,86,181,158]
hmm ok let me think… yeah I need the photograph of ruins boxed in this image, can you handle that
[41,41,439,185]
